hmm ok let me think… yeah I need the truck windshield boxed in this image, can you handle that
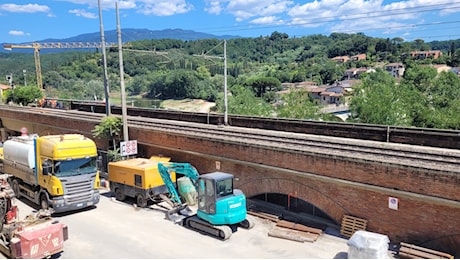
[53,157,97,177]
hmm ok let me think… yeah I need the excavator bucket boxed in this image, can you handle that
[165,205,196,225]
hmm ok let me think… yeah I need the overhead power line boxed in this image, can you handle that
[156,1,460,41]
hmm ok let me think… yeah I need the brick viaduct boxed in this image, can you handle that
[0,107,458,256]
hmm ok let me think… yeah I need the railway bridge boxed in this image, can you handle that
[0,105,458,256]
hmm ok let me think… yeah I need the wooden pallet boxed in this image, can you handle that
[268,226,320,243]
[399,242,453,259]
[340,215,368,238]
[276,220,323,235]
[247,210,280,222]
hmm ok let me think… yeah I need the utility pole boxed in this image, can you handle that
[116,2,129,143]
[98,0,111,116]
[23,70,27,86]
[193,40,228,125]
[223,40,228,125]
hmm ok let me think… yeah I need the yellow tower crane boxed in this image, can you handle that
[2,42,121,89]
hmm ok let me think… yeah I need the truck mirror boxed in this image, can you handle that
[97,156,103,170]
[42,160,52,175]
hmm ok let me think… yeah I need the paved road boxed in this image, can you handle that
[7,187,351,259]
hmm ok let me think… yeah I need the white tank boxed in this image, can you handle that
[3,136,36,169]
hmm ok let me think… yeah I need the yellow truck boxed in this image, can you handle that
[0,134,101,213]
[108,156,176,207]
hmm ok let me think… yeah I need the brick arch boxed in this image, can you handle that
[238,177,348,224]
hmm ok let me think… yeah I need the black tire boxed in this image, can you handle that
[136,194,147,208]
[12,179,21,199]
[40,193,49,210]
[114,188,126,201]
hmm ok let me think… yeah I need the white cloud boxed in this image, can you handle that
[204,0,225,15]
[137,0,193,16]
[250,16,283,25]
[226,0,294,21]
[57,0,195,15]
[284,0,460,36]
[69,9,98,19]
[55,0,136,10]
[0,3,50,13]
[8,30,30,36]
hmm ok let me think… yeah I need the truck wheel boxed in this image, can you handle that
[114,188,126,201]
[136,194,147,208]
[40,194,49,210]
[12,179,21,199]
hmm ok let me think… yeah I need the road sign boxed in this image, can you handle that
[120,140,137,156]
[20,127,28,136]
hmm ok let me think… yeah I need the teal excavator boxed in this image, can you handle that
[157,162,254,240]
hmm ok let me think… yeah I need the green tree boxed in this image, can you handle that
[401,65,437,93]
[218,85,272,116]
[92,116,123,161]
[127,73,156,95]
[449,49,460,67]
[196,65,211,80]
[276,90,321,119]
[5,86,43,105]
[400,65,437,127]
[86,80,105,100]
[245,76,281,98]
[406,70,460,129]
[320,61,345,84]
[349,70,412,126]
[147,69,200,99]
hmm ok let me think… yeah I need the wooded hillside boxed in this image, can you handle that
[1,32,460,129]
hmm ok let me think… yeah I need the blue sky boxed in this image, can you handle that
[1,0,460,44]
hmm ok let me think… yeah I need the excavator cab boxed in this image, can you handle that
[196,172,248,226]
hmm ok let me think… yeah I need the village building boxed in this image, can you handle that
[385,63,405,78]
[344,67,375,79]
[350,54,366,61]
[410,50,442,60]
[331,56,350,63]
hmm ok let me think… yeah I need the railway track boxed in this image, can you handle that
[5,105,459,174]
[68,101,460,150]
[130,115,460,173]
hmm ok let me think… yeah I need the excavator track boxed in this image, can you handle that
[239,216,255,229]
[185,216,233,240]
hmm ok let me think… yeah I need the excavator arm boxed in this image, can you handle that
[157,162,199,206]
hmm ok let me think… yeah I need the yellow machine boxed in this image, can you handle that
[108,156,176,207]
[1,134,101,213]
